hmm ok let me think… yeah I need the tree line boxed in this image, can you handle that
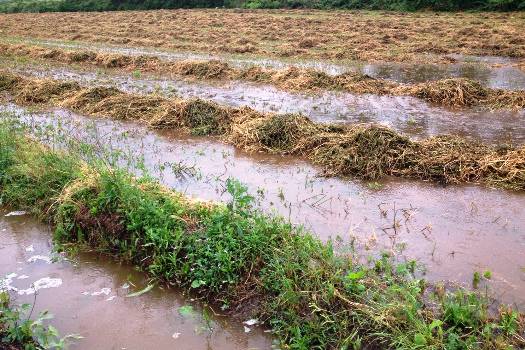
[0,0,523,12]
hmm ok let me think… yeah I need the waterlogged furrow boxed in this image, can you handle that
[1,121,524,349]
[2,42,525,109]
[3,104,525,308]
[6,58,525,145]
[7,36,525,91]
[1,71,524,190]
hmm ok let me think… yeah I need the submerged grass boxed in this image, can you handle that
[1,71,524,190]
[1,43,525,109]
[0,119,524,349]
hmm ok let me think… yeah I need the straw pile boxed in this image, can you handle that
[1,71,524,190]
[14,79,80,104]
[173,60,233,79]
[402,78,489,107]
[230,113,321,153]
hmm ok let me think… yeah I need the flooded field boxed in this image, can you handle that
[2,105,524,310]
[0,210,273,349]
[1,7,525,350]
[4,37,525,90]
[4,58,525,146]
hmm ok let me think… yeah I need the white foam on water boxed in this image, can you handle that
[17,277,63,295]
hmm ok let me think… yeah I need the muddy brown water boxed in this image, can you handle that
[2,105,525,311]
[5,60,525,146]
[6,37,525,90]
[0,210,274,349]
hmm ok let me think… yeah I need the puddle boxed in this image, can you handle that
[0,210,272,349]
[2,105,525,310]
[8,37,525,90]
[5,60,525,146]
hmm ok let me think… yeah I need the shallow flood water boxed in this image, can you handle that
[6,37,525,90]
[5,59,525,146]
[2,105,525,310]
[0,210,273,349]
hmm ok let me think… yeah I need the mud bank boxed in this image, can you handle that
[1,119,524,349]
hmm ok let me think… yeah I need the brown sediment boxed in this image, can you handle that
[1,71,524,190]
[0,9,524,64]
[2,43,525,109]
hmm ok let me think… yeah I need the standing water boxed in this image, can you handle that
[0,210,273,349]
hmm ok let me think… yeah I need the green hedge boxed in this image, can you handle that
[0,0,524,12]
[244,0,525,10]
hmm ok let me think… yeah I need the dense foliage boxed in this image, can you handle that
[243,0,525,10]
[0,0,524,12]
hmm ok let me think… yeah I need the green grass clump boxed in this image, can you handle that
[0,119,524,349]
[0,291,76,349]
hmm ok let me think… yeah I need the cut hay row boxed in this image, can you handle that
[1,122,524,350]
[1,9,524,64]
[2,42,525,109]
[1,71,524,190]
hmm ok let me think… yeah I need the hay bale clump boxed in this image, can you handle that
[60,86,122,111]
[173,60,233,80]
[82,94,170,121]
[66,50,98,63]
[0,71,22,91]
[479,147,525,190]
[38,49,64,60]
[95,53,133,68]
[230,113,320,153]
[14,79,80,104]
[272,67,338,90]
[236,66,273,83]
[131,55,161,70]
[487,90,525,110]
[174,98,233,135]
[335,72,400,95]
[298,38,317,49]
[309,125,417,179]
[411,135,489,184]
[406,78,489,107]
